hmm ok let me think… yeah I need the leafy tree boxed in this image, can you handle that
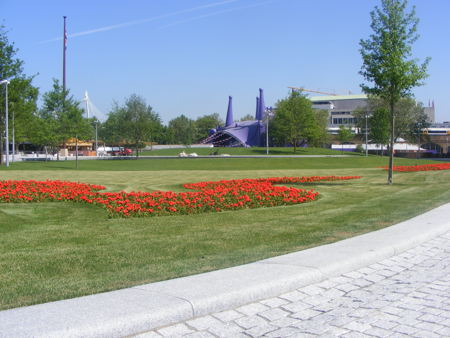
[270,91,328,151]
[355,96,429,156]
[194,113,223,142]
[0,25,39,164]
[99,104,124,145]
[337,125,354,154]
[360,0,429,184]
[369,106,390,155]
[167,114,195,146]
[36,79,92,155]
[394,98,429,144]
[410,106,430,155]
[101,95,163,156]
[302,108,329,147]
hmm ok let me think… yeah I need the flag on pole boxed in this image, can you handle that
[64,16,67,50]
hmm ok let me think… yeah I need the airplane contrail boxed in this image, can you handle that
[155,0,275,31]
[39,0,247,43]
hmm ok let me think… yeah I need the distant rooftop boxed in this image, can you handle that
[310,94,368,101]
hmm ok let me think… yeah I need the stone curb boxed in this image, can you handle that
[0,203,449,338]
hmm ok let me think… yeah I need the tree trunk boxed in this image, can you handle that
[388,101,395,185]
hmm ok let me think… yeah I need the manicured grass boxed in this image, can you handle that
[0,159,449,310]
[140,146,358,156]
[1,156,439,171]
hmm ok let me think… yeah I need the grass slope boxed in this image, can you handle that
[0,158,449,310]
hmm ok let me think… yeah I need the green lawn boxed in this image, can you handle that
[1,155,438,172]
[0,156,449,310]
[139,146,358,156]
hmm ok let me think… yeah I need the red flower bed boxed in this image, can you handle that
[383,163,450,172]
[0,176,361,217]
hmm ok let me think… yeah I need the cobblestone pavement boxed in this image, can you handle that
[135,231,450,337]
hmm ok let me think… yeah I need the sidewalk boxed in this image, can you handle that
[138,229,450,337]
[0,203,449,338]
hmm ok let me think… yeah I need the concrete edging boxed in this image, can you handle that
[0,203,449,337]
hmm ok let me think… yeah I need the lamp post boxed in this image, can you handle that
[416,124,420,160]
[1,79,10,167]
[12,104,14,162]
[365,112,368,157]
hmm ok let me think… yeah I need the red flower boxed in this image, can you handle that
[0,176,361,218]
[381,163,450,172]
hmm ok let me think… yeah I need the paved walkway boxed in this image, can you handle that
[0,203,449,337]
[136,231,450,338]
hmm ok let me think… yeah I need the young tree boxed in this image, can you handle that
[369,107,390,155]
[360,0,429,184]
[394,98,429,144]
[99,103,124,145]
[354,96,428,150]
[271,91,328,151]
[337,125,354,154]
[102,95,163,156]
[37,79,92,155]
[0,26,39,164]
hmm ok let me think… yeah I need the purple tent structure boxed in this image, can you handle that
[255,97,260,120]
[256,88,264,120]
[225,96,234,127]
[203,89,267,147]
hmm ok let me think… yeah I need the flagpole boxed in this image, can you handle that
[63,16,67,93]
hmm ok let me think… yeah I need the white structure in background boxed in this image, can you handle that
[82,90,105,120]
[331,143,426,152]
[83,91,91,118]
[96,146,112,156]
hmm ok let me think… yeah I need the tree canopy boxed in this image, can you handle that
[35,79,92,152]
[270,91,328,151]
[337,125,354,153]
[100,94,163,155]
[354,96,427,144]
[167,114,195,146]
[194,113,223,143]
[0,25,38,164]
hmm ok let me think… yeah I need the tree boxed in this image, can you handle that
[270,91,328,151]
[36,79,92,155]
[101,95,163,156]
[99,104,124,145]
[370,108,390,155]
[394,98,429,143]
[167,114,195,146]
[0,26,39,164]
[360,0,429,184]
[194,113,223,142]
[354,96,429,155]
[337,125,354,154]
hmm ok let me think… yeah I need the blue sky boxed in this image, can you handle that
[2,0,449,124]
